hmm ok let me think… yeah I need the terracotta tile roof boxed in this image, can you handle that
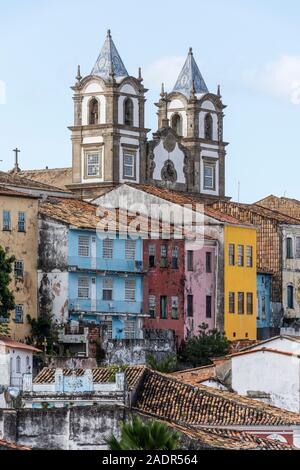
[0,170,71,193]
[228,347,300,360]
[0,337,41,353]
[171,365,216,386]
[134,369,300,426]
[0,439,31,450]
[34,366,146,390]
[19,167,73,191]
[0,185,39,198]
[126,184,253,226]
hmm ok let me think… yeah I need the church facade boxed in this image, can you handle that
[67,30,228,200]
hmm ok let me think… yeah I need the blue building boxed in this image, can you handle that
[38,198,146,344]
[68,229,144,339]
[257,272,276,340]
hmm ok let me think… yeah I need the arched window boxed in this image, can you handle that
[16,356,21,374]
[287,285,294,309]
[287,237,294,259]
[171,113,182,136]
[205,113,213,140]
[124,98,134,126]
[89,98,99,125]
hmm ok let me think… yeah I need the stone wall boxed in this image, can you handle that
[0,406,126,450]
[103,329,176,365]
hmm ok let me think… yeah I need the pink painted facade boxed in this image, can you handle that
[184,239,218,338]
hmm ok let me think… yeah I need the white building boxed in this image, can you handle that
[0,337,41,407]
[230,336,300,413]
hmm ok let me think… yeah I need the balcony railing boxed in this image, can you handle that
[69,299,143,315]
[68,257,144,274]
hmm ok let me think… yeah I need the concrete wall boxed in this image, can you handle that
[231,350,300,413]
[282,226,300,321]
[0,407,125,450]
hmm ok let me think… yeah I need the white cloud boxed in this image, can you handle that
[143,56,184,92]
[245,55,300,104]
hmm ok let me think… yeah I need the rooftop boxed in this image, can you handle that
[0,337,41,353]
[0,439,31,451]
[0,170,71,194]
[18,167,72,191]
[91,30,129,81]
[173,48,209,98]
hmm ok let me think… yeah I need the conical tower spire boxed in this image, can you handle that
[91,29,129,80]
[173,47,208,97]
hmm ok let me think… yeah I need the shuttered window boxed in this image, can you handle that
[229,244,235,266]
[125,278,136,301]
[246,246,253,267]
[103,278,113,301]
[229,292,235,314]
[238,292,245,314]
[125,240,136,260]
[171,296,178,319]
[18,212,26,232]
[238,245,244,267]
[78,277,90,299]
[78,236,90,257]
[149,295,156,318]
[3,210,11,231]
[14,261,24,278]
[103,239,113,259]
[247,293,253,315]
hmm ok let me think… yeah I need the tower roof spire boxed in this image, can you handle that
[91,30,128,81]
[173,47,208,97]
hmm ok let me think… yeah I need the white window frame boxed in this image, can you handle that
[103,238,113,259]
[78,277,90,299]
[14,260,24,278]
[103,278,113,301]
[125,239,136,260]
[125,278,136,302]
[203,163,215,190]
[78,236,90,257]
[85,151,102,178]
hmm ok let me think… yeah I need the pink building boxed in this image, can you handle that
[184,238,218,338]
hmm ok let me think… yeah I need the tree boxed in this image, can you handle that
[106,415,180,451]
[0,245,15,324]
[26,315,58,353]
[147,353,178,373]
[180,323,230,367]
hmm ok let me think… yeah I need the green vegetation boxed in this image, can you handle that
[146,353,178,373]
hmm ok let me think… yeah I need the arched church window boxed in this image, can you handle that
[171,113,182,136]
[205,113,213,140]
[89,98,99,125]
[124,98,134,126]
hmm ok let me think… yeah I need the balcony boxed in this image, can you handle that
[68,257,144,274]
[58,325,89,344]
[69,299,144,315]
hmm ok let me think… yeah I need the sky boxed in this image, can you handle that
[0,0,300,203]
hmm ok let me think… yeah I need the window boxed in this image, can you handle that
[124,98,134,126]
[18,212,26,232]
[261,296,266,320]
[229,244,235,266]
[149,295,156,318]
[103,278,113,301]
[205,113,213,140]
[125,278,136,301]
[85,152,102,178]
[296,237,300,259]
[206,252,212,273]
[246,246,253,267]
[15,305,24,324]
[160,296,167,319]
[203,164,215,190]
[171,297,179,319]
[3,210,11,231]
[187,251,194,271]
[238,292,245,315]
[26,356,30,372]
[125,239,136,260]
[78,277,90,299]
[206,295,212,318]
[160,245,168,268]
[171,113,182,136]
[103,238,113,259]
[78,236,90,257]
[16,356,21,374]
[187,294,194,317]
[287,238,294,259]
[287,285,294,309]
[238,245,244,267]
[123,153,135,179]
[148,245,156,268]
[14,261,24,278]
[89,98,99,125]
[229,292,235,314]
[247,293,253,315]
[172,247,179,269]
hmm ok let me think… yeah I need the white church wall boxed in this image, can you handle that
[82,94,106,125]
[201,100,216,111]
[152,140,185,184]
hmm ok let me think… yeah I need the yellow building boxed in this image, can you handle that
[224,224,257,341]
[0,187,39,341]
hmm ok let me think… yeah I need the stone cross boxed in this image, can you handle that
[13,147,21,172]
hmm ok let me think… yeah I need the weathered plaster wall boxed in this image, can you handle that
[282,226,300,321]
[38,216,69,324]
[0,195,39,340]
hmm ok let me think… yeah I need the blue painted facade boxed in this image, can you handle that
[257,273,273,339]
[68,229,144,340]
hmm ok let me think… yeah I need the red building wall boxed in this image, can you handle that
[143,239,185,346]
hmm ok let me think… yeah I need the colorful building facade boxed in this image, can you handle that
[0,188,39,341]
[257,272,273,339]
[224,224,257,341]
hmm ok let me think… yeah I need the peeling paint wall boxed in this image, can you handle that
[0,195,39,341]
[38,216,69,323]
[282,226,300,323]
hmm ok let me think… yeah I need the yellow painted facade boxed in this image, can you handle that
[224,224,257,341]
[0,193,39,341]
